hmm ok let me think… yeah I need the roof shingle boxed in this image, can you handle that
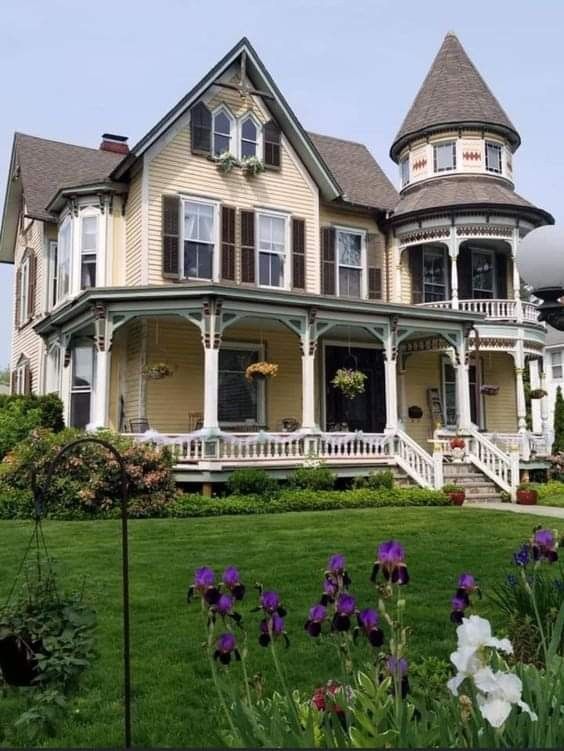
[391,32,520,160]
[309,132,398,211]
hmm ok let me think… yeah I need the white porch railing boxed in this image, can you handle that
[420,298,539,324]
[484,432,551,460]
[392,430,436,489]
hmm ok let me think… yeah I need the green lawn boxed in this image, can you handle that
[0,508,561,748]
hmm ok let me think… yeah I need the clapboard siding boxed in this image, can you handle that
[125,171,143,286]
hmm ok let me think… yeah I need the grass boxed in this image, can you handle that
[532,481,564,508]
[0,507,562,747]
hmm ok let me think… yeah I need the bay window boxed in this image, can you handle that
[336,229,364,298]
[485,141,502,174]
[400,156,410,187]
[423,247,447,302]
[80,215,97,289]
[212,109,233,156]
[183,199,216,279]
[218,346,263,426]
[433,141,456,172]
[56,217,71,302]
[258,212,287,288]
[70,344,94,429]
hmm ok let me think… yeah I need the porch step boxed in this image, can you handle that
[443,462,505,503]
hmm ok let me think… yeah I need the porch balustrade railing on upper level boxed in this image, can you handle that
[420,298,539,324]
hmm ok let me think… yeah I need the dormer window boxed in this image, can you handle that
[241,116,259,158]
[485,141,502,174]
[212,109,233,156]
[433,141,456,173]
[400,156,410,187]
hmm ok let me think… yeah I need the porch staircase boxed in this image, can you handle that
[443,462,505,503]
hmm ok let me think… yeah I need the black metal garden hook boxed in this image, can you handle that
[31,437,133,749]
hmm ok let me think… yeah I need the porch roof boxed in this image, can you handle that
[34,282,481,336]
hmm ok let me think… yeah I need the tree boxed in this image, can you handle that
[0,367,9,385]
[553,386,564,454]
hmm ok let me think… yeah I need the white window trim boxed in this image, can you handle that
[14,357,29,395]
[70,343,95,428]
[255,208,291,290]
[471,247,497,297]
[44,344,62,395]
[79,210,99,290]
[485,141,503,174]
[423,246,448,302]
[212,104,235,157]
[54,213,72,308]
[18,255,30,326]
[218,341,266,427]
[334,225,367,300]
[180,195,220,282]
[400,156,410,187]
[551,350,563,380]
[239,111,263,160]
[47,240,58,311]
[433,140,457,173]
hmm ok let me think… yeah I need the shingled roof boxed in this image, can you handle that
[390,32,520,161]
[14,133,123,221]
[391,176,553,225]
[309,132,398,211]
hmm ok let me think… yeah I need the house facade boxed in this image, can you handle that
[0,33,554,496]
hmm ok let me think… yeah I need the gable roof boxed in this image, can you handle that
[111,37,342,202]
[308,132,398,211]
[391,175,553,225]
[390,32,520,161]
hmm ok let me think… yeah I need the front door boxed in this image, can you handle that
[324,346,386,432]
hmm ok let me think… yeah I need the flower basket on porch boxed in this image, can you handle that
[516,483,538,505]
[245,361,279,382]
[142,362,173,380]
[450,436,466,450]
[443,483,466,506]
[529,388,548,400]
[331,368,367,400]
[480,384,500,396]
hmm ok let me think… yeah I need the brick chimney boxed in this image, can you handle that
[99,133,129,155]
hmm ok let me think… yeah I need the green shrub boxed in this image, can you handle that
[0,394,64,460]
[442,483,464,494]
[288,465,336,491]
[0,393,64,430]
[226,468,279,497]
[352,469,394,490]
[553,385,564,454]
[0,428,176,519]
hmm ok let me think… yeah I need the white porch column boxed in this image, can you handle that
[93,349,111,427]
[398,358,408,427]
[455,332,472,429]
[384,325,399,433]
[540,369,551,443]
[529,358,542,434]
[300,331,317,431]
[203,347,219,430]
[514,342,527,435]
[449,233,459,309]
[61,346,72,426]
[512,228,523,322]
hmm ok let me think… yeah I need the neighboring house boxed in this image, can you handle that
[0,33,554,495]
[540,325,564,435]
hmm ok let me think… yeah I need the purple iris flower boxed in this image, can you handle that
[357,608,384,647]
[457,573,477,593]
[332,593,357,632]
[450,594,467,625]
[305,604,327,637]
[223,566,246,600]
[321,577,338,606]
[532,529,558,562]
[372,540,409,585]
[513,544,530,567]
[217,594,234,616]
[386,656,409,698]
[328,554,346,574]
[214,633,240,665]
[187,566,220,605]
[259,613,287,647]
[260,591,281,613]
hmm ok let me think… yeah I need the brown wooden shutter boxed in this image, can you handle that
[496,253,508,298]
[366,232,383,300]
[162,195,180,279]
[292,218,306,290]
[321,227,336,295]
[263,120,281,168]
[15,267,21,326]
[368,268,382,300]
[240,211,255,284]
[457,246,473,299]
[408,246,423,304]
[27,251,36,320]
[190,101,212,155]
[23,361,31,395]
[221,206,236,281]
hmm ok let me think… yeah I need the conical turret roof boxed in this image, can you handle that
[390,32,520,161]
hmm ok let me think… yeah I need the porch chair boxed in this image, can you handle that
[188,412,203,431]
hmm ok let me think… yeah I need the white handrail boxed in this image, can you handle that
[419,298,539,324]
[392,429,436,489]
[465,429,518,497]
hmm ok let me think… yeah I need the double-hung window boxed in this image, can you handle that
[14,357,30,395]
[552,351,563,380]
[336,229,364,298]
[18,256,30,326]
[45,347,61,394]
[70,344,94,429]
[212,109,233,156]
[258,212,287,288]
[80,215,97,289]
[241,117,259,158]
[400,156,410,187]
[47,240,58,308]
[56,217,71,303]
[423,247,447,302]
[183,199,215,280]
[471,250,495,299]
[433,141,456,172]
[485,141,502,174]
[218,346,263,426]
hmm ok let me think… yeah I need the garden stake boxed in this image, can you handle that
[31,437,133,749]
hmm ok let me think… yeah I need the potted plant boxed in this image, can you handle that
[216,151,240,174]
[516,482,538,505]
[142,362,173,380]
[408,405,423,420]
[449,435,466,462]
[480,384,500,396]
[331,368,367,400]
[245,361,279,382]
[443,483,466,506]
[529,388,548,400]
[241,155,265,176]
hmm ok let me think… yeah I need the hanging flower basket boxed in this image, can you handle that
[142,363,173,380]
[529,388,548,400]
[245,361,279,382]
[331,368,367,400]
[407,405,423,420]
[241,155,265,177]
[480,384,500,396]
[216,151,240,174]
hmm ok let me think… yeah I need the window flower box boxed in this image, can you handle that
[241,155,265,177]
[216,151,240,174]
[331,368,367,400]
[245,361,279,382]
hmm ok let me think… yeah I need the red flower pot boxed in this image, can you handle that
[516,489,538,505]
[450,437,466,450]
[448,491,465,506]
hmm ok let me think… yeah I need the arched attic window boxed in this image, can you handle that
[12,354,31,395]
[240,114,260,158]
[212,107,234,157]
